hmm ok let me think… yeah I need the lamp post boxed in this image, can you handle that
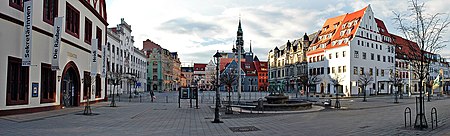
[212,50,223,123]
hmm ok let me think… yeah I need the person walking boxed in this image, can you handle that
[150,90,155,102]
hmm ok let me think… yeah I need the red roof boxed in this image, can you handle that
[308,6,367,56]
[390,34,421,60]
[194,63,207,71]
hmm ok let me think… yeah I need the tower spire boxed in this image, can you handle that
[250,40,252,53]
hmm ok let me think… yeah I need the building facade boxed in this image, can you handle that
[0,0,107,115]
[181,67,194,88]
[143,39,180,92]
[106,18,147,95]
[269,6,397,96]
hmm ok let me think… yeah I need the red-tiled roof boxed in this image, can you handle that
[308,6,367,56]
[194,63,207,71]
[390,34,422,60]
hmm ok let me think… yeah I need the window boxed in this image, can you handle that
[320,67,324,74]
[380,45,383,50]
[362,52,366,59]
[112,45,115,53]
[369,68,373,75]
[376,69,379,76]
[371,53,374,60]
[354,51,359,58]
[84,18,92,44]
[66,2,80,38]
[43,0,58,25]
[95,74,101,98]
[353,67,358,75]
[83,71,91,100]
[360,67,364,75]
[342,51,346,57]
[358,40,360,45]
[343,66,346,73]
[9,0,23,11]
[96,27,102,50]
[41,63,56,103]
[332,67,335,73]
[361,41,364,46]
[335,52,338,58]
[367,42,369,47]
[338,66,342,73]
[327,67,330,74]
[329,54,332,59]
[377,55,380,61]
[371,43,374,48]
[6,56,29,105]
[383,56,386,62]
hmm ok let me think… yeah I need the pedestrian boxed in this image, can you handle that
[150,90,155,102]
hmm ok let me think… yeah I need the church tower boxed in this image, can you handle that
[235,18,245,53]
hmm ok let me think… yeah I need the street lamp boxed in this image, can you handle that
[212,50,223,123]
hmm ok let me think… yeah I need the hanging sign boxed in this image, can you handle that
[101,44,106,77]
[51,17,64,70]
[22,0,33,66]
[91,39,98,76]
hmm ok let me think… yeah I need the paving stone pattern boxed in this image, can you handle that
[1,92,450,136]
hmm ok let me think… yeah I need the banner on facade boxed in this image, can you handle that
[91,39,98,76]
[101,44,106,77]
[51,17,64,70]
[22,0,33,66]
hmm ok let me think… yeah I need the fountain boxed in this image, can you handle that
[240,81,312,111]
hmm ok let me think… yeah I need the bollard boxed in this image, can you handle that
[431,107,438,129]
[404,107,411,128]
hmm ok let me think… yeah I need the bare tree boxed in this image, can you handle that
[393,0,450,129]
[300,74,322,100]
[358,72,374,102]
[389,71,404,103]
[220,68,238,107]
[329,73,344,108]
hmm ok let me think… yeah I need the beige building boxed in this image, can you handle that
[0,0,107,115]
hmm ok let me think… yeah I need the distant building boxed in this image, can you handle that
[106,18,147,94]
[143,39,180,92]
[181,67,194,87]
[219,19,268,92]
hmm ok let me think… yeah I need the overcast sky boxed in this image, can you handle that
[106,0,450,66]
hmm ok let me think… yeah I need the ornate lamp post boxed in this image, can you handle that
[212,50,223,123]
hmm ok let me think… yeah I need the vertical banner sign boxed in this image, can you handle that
[101,44,106,77]
[51,17,64,70]
[22,0,33,66]
[91,39,98,76]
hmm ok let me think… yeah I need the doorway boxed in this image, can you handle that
[60,62,80,107]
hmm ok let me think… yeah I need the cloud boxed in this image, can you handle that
[107,0,450,64]
[158,18,224,35]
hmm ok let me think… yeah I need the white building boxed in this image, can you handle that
[106,18,147,95]
[307,5,395,96]
[0,0,108,115]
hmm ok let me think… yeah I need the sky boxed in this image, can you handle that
[106,0,450,66]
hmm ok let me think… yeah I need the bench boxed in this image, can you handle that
[230,105,257,113]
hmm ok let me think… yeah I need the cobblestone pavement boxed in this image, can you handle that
[1,92,449,136]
